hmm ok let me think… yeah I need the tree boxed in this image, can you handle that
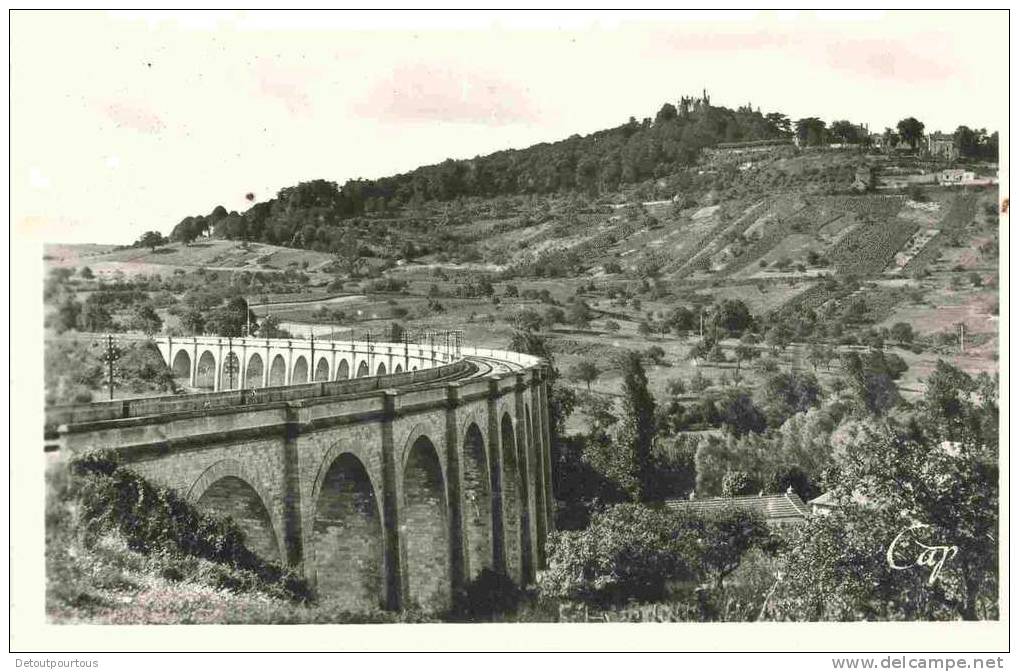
[765,323,793,354]
[78,296,113,332]
[566,300,591,330]
[666,305,697,336]
[513,307,544,332]
[795,117,827,147]
[129,303,163,336]
[830,120,864,145]
[889,322,915,344]
[539,503,771,605]
[614,351,658,502]
[733,332,761,376]
[696,506,772,590]
[569,360,601,391]
[643,345,666,367]
[755,371,821,428]
[708,299,753,338]
[718,389,767,437]
[896,117,925,151]
[840,351,901,416]
[79,266,94,280]
[53,297,81,334]
[117,341,178,394]
[807,341,834,371]
[766,112,791,134]
[206,297,253,337]
[542,306,566,330]
[773,413,997,621]
[882,127,900,149]
[953,126,980,158]
[655,102,678,124]
[257,314,289,339]
[604,320,621,333]
[180,307,206,336]
[136,230,167,252]
[539,504,698,606]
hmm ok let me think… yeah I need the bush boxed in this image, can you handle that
[540,503,773,606]
[67,449,309,603]
[461,569,522,621]
[539,504,697,606]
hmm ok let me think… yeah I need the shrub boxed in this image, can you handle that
[461,569,522,621]
[539,504,697,606]
[67,449,309,603]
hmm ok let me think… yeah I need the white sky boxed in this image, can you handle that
[11,10,1009,244]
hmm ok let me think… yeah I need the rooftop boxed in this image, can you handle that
[663,492,810,523]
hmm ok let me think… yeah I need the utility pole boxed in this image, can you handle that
[959,323,966,353]
[100,335,123,400]
[227,336,235,389]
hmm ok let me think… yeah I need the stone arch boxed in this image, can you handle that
[268,354,287,386]
[187,459,281,563]
[377,362,387,376]
[310,451,384,610]
[394,364,403,373]
[356,360,370,378]
[462,421,493,578]
[336,359,350,380]
[292,355,309,384]
[220,351,241,390]
[314,356,330,382]
[401,434,450,610]
[195,350,216,389]
[245,353,264,389]
[170,349,191,383]
[501,412,522,583]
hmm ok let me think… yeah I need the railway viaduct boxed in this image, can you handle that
[54,336,554,613]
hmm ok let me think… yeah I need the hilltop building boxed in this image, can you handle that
[678,89,711,117]
[927,132,958,161]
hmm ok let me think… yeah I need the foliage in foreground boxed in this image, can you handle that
[49,449,308,615]
[539,503,771,607]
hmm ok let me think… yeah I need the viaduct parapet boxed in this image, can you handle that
[55,337,555,613]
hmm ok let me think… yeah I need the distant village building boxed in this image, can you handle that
[927,132,958,161]
[664,490,810,526]
[938,168,976,185]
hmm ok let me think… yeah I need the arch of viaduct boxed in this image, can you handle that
[57,338,554,613]
[157,335,459,391]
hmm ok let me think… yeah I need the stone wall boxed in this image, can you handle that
[58,357,554,613]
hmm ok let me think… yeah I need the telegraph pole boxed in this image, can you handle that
[227,336,235,389]
[100,335,123,400]
[310,332,316,380]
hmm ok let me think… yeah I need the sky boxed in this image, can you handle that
[11,10,1009,245]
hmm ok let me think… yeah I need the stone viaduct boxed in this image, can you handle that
[54,336,554,613]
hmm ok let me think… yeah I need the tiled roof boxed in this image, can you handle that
[663,492,810,522]
[808,490,872,508]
